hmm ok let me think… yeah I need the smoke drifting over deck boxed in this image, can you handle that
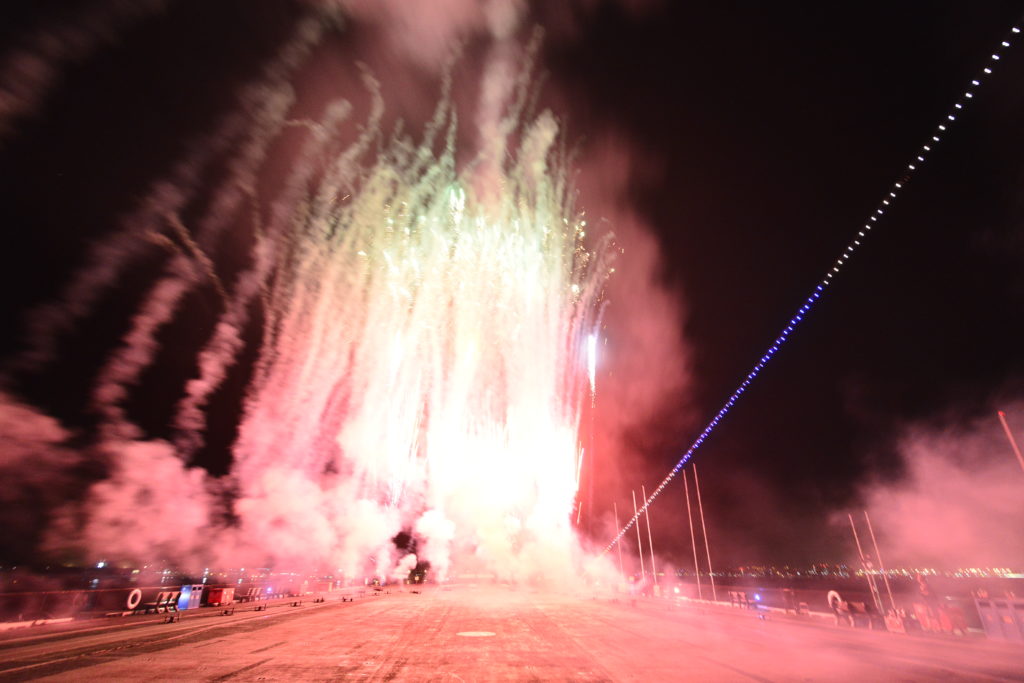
[4,2,1022,579]
[0,2,691,584]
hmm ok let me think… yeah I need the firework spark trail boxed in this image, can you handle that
[84,18,326,439]
[0,0,169,144]
[1,3,290,377]
[12,8,614,582]
[173,46,345,454]
[604,18,1024,554]
[224,86,386,478]
[232,74,611,579]
[9,94,259,377]
[92,264,195,438]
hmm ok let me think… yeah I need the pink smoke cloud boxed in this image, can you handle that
[46,439,218,569]
[856,404,1024,568]
[0,392,81,558]
[575,137,694,496]
[329,0,523,69]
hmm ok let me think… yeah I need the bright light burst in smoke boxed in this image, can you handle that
[587,332,598,396]
[231,99,610,581]
[2,19,617,584]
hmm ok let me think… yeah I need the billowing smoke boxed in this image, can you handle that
[392,552,418,582]
[856,404,1024,568]
[228,71,607,581]
[573,139,692,495]
[333,0,523,69]
[46,439,220,566]
[0,0,169,143]
[0,2,684,588]
[0,392,81,560]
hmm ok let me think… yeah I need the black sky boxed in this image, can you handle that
[1,1,1023,568]
[540,2,1024,565]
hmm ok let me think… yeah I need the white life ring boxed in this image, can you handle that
[827,590,843,610]
[126,588,142,610]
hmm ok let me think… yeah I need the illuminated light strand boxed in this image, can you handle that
[603,19,1023,554]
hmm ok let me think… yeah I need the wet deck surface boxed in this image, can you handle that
[1,584,1022,681]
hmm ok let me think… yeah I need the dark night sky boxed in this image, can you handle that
[542,2,1024,566]
[1,1,1023,568]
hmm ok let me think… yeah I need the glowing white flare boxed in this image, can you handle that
[587,332,598,395]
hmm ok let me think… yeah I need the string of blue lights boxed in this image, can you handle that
[604,21,1023,555]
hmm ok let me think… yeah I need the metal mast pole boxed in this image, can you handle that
[613,502,625,582]
[848,513,883,614]
[863,510,897,613]
[683,471,702,600]
[693,464,717,602]
[997,410,1024,474]
[642,484,658,590]
[632,489,646,581]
